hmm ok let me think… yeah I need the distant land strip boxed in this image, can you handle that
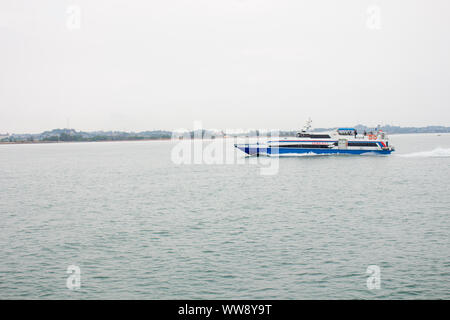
[1,125,450,143]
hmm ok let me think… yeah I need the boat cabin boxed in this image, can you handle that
[337,128,357,136]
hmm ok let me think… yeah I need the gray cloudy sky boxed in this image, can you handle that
[1,0,450,133]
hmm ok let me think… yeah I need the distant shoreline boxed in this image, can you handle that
[1,132,448,145]
[2,125,450,144]
[0,138,173,145]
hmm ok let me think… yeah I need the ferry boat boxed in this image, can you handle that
[234,120,395,156]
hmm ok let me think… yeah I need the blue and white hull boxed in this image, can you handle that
[234,126,395,156]
[235,144,393,156]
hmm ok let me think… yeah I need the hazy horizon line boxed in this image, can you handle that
[4,123,450,136]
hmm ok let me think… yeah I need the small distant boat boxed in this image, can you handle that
[235,119,395,156]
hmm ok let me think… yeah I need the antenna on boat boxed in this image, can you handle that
[301,118,312,133]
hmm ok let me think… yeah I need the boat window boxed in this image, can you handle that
[348,142,378,147]
[281,144,330,149]
[310,134,331,138]
[296,133,331,138]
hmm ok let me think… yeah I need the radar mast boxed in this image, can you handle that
[301,118,312,133]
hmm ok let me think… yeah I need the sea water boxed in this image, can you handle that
[0,133,449,299]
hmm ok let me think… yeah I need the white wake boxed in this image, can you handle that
[399,148,450,158]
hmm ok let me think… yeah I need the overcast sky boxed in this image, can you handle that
[1,0,449,133]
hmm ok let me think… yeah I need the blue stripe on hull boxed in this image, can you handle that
[236,146,392,155]
[273,148,392,155]
[237,146,268,155]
